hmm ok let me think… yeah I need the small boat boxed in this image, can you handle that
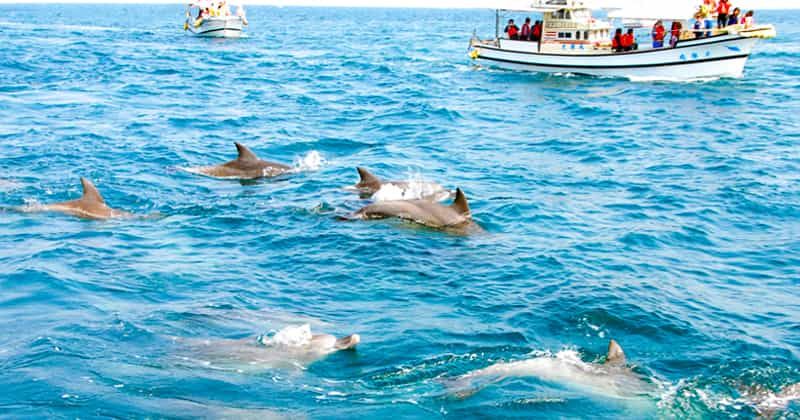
[184,0,248,38]
[468,0,776,80]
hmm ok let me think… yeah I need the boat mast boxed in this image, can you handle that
[495,9,499,40]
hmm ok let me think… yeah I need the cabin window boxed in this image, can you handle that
[554,9,571,19]
[575,31,580,40]
[584,31,589,39]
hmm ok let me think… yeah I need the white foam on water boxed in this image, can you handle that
[291,151,325,172]
[0,21,120,32]
[626,75,724,83]
[258,324,313,348]
[19,198,47,213]
[371,172,450,202]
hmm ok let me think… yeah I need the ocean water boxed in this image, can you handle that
[1,4,799,418]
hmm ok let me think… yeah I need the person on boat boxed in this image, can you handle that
[716,0,731,28]
[532,20,543,42]
[742,10,755,28]
[651,20,666,48]
[520,17,532,41]
[669,21,683,48]
[504,19,519,40]
[612,28,623,53]
[700,0,715,37]
[622,29,637,51]
[693,12,705,38]
[220,0,232,17]
[728,8,741,26]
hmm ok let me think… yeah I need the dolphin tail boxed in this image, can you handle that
[334,334,360,350]
[606,339,626,365]
[450,188,470,216]
[79,177,106,205]
[234,142,260,162]
[356,167,381,190]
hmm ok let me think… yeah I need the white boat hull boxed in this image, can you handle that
[187,16,243,38]
[470,34,760,80]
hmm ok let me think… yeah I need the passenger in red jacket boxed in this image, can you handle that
[652,20,666,48]
[669,21,682,48]
[532,20,542,42]
[717,0,731,28]
[612,28,623,52]
[520,17,531,41]
[621,29,637,51]
[504,19,520,40]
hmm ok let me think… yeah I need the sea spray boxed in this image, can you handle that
[291,151,326,172]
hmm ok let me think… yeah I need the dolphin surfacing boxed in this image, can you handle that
[354,167,450,201]
[40,177,131,220]
[348,187,477,230]
[451,340,658,401]
[176,324,360,371]
[187,142,291,180]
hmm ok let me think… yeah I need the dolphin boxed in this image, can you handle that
[347,187,477,230]
[175,324,360,371]
[740,382,800,418]
[450,340,659,401]
[39,177,131,220]
[186,142,291,179]
[354,167,450,201]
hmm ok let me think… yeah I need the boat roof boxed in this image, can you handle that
[496,0,589,12]
[530,0,589,11]
[188,0,240,7]
[605,0,698,21]
[498,0,697,20]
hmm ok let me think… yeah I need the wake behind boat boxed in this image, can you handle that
[184,0,248,38]
[468,0,776,80]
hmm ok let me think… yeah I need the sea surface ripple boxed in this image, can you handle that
[0,5,799,418]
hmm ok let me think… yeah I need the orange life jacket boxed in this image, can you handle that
[653,25,665,41]
[621,33,634,47]
[507,25,518,38]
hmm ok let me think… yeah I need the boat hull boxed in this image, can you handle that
[187,16,243,38]
[470,35,759,80]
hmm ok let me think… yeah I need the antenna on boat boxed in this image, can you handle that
[495,9,500,40]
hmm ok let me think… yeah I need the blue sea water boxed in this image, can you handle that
[1,4,799,418]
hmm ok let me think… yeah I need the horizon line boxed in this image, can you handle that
[0,0,797,10]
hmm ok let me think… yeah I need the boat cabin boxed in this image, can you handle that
[493,0,612,54]
[539,5,612,53]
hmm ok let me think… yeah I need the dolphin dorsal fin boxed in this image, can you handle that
[356,167,381,189]
[450,188,470,215]
[79,177,105,205]
[606,339,626,365]
[234,142,259,162]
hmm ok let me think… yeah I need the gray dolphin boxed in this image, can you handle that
[40,177,131,220]
[451,340,659,401]
[354,167,449,200]
[187,142,291,179]
[348,187,476,230]
[176,325,360,371]
[740,381,800,418]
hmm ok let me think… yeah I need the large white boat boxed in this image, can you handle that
[468,0,776,80]
[184,0,248,38]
